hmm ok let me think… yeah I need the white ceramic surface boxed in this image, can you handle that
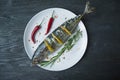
[23,8,88,71]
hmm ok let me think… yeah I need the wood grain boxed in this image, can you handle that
[0,0,120,80]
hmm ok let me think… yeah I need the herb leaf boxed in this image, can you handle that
[39,30,82,67]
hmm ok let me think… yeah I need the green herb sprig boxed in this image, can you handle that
[39,30,82,67]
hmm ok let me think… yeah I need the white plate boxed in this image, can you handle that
[23,8,88,71]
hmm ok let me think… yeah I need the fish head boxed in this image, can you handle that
[32,54,45,64]
[32,43,48,64]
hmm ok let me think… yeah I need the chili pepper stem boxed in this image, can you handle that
[39,18,45,26]
[51,10,55,18]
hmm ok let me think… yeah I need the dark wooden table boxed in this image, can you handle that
[0,0,120,80]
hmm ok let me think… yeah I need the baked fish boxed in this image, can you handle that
[32,1,94,64]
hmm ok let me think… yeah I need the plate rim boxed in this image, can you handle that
[23,7,88,71]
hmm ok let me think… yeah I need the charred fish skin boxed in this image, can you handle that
[32,15,82,64]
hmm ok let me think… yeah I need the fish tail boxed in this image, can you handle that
[83,1,95,14]
[76,1,95,21]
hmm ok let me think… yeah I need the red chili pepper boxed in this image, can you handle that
[31,18,44,44]
[31,26,40,43]
[45,11,55,35]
